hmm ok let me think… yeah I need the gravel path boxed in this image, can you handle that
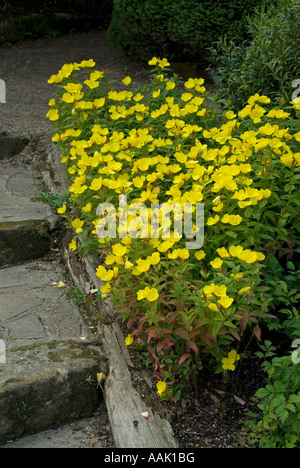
[0,29,150,137]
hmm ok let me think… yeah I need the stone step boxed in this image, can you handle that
[1,406,111,448]
[0,165,57,266]
[0,260,105,444]
[0,134,29,160]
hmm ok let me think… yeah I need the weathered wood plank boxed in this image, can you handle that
[101,324,178,448]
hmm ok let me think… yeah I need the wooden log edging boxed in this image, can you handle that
[43,143,179,449]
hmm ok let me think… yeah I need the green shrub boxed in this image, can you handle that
[107,0,266,62]
[209,0,300,108]
[244,346,300,448]
[46,56,300,402]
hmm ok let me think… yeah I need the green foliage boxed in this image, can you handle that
[244,347,300,448]
[107,0,266,62]
[209,0,300,107]
[66,285,87,306]
[32,180,69,211]
[263,257,300,341]
[46,56,300,406]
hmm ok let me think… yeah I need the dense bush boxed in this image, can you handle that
[46,58,300,409]
[209,0,300,108]
[107,0,266,62]
[244,346,300,448]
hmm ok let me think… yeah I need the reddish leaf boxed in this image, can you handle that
[179,353,191,365]
[127,318,136,327]
[254,325,262,341]
[174,330,189,340]
[164,341,174,349]
[147,331,160,342]
[241,316,249,332]
[199,334,211,346]
[148,350,159,371]
[229,329,241,341]
[187,341,199,353]
[157,341,165,352]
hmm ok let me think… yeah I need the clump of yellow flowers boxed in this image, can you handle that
[47,57,300,399]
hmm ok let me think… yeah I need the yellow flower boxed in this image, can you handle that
[152,89,161,98]
[100,283,111,294]
[69,239,77,251]
[95,265,114,282]
[148,57,159,66]
[137,287,159,302]
[229,245,244,257]
[214,284,227,297]
[225,110,236,120]
[181,92,193,102]
[158,58,170,68]
[221,214,243,226]
[133,93,144,102]
[84,79,99,89]
[46,109,59,121]
[238,249,265,263]
[207,215,220,226]
[82,203,92,212]
[122,76,132,86]
[216,247,230,258]
[166,81,176,90]
[195,250,206,261]
[156,381,167,396]
[79,59,96,68]
[218,296,234,309]
[71,218,84,233]
[147,252,160,265]
[112,243,127,257]
[125,259,134,270]
[250,105,266,123]
[57,205,67,214]
[90,177,103,191]
[238,286,251,295]
[125,334,134,346]
[184,78,195,89]
[281,153,294,168]
[210,258,223,269]
[207,302,219,313]
[222,350,240,371]
[62,92,75,103]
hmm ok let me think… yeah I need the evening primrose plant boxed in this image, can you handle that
[47,57,300,400]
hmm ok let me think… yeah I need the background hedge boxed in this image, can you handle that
[107,0,267,63]
[209,0,300,107]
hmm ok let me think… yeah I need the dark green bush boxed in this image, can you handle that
[209,0,300,107]
[107,0,266,62]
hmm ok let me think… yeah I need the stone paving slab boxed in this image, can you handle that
[0,261,93,348]
[2,410,107,448]
[0,261,105,443]
[0,166,56,226]
[0,165,57,265]
[0,340,102,443]
[0,161,107,444]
